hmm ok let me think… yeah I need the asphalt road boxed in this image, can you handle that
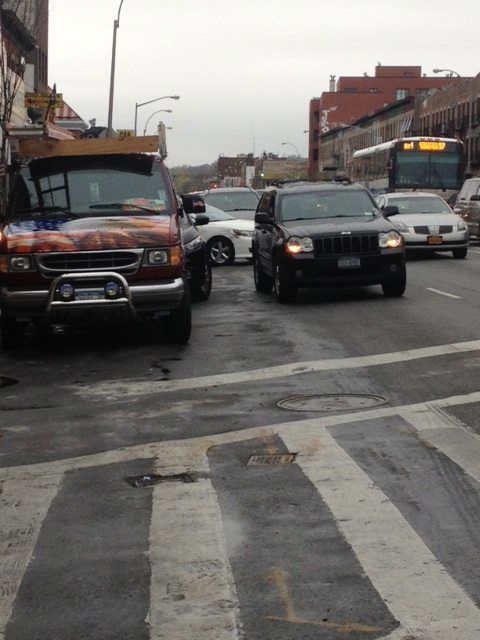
[2,246,480,639]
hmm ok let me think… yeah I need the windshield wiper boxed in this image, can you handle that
[89,202,166,215]
[15,205,79,217]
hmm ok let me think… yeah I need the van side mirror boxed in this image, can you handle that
[181,194,206,214]
[382,205,399,216]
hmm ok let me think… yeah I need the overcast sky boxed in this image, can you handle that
[49,0,479,167]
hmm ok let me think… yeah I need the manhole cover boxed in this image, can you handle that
[277,393,387,412]
[0,377,19,389]
[125,472,198,488]
[247,453,297,466]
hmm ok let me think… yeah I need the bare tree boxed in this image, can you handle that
[0,0,38,212]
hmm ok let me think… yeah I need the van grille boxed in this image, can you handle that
[313,234,379,256]
[37,250,143,275]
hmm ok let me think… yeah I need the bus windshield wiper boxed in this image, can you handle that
[89,202,167,215]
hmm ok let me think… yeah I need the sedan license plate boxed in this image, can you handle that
[427,235,443,245]
[338,256,361,269]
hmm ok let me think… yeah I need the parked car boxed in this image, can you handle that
[252,181,406,303]
[179,196,212,301]
[201,187,260,220]
[376,192,469,258]
[453,177,480,239]
[193,204,254,266]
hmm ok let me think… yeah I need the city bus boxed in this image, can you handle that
[350,137,464,199]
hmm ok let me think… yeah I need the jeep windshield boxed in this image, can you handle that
[279,190,380,222]
[7,154,174,220]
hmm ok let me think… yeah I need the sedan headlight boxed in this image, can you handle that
[379,230,403,248]
[392,221,409,233]
[8,254,36,271]
[457,220,468,232]
[286,236,314,254]
[183,235,204,254]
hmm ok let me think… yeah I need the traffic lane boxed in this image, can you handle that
[3,263,480,465]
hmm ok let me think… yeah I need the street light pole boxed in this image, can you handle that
[107,0,124,138]
[433,68,461,77]
[134,95,180,136]
[143,109,172,136]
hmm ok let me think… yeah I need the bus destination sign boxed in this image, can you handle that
[403,140,447,152]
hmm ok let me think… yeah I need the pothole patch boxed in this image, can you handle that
[277,393,387,412]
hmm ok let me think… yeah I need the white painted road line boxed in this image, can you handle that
[426,287,461,299]
[70,339,480,398]
[149,471,241,639]
[0,473,63,637]
[281,423,480,640]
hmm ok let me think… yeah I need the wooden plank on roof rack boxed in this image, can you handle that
[18,135,159,158]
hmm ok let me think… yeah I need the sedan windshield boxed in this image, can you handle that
[280,190,379,222]
[203,190,259,212]
[388,196,451,214]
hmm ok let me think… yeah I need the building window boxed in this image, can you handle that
[343,87,359,93]
[396,89,409,100]
[368,88,379,93]
[415,88,429,96]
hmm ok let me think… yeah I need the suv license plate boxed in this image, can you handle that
[427,235,443,245]
[338,256,361,269]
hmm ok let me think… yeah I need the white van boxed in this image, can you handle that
[454,177,480,237]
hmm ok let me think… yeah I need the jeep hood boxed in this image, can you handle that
[282,216,393,236]
[2,215,178,253]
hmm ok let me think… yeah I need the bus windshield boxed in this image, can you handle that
[395,152,461,190]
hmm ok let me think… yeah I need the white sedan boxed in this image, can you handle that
[192,204,254,266]
[376,192,469,259]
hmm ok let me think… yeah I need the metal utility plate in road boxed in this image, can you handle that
[277,393,387,412]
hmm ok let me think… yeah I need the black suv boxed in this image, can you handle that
[252,181,406,302]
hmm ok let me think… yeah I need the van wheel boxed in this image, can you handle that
[1,316,26,350]
[452,247,468,259]
[165,288,192,343]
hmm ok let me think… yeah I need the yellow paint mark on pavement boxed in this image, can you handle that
[265,567,383,634]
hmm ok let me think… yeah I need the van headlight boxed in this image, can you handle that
[8,255,36,271]
[379,230,403,248]
[143,248,169,266]
[286,236,314,254]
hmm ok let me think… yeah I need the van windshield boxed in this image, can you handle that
[8,154,174,220]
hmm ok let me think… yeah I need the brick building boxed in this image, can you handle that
[308,65,466,178]
[217,154,256,187]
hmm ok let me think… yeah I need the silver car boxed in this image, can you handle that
[376,192,469,259]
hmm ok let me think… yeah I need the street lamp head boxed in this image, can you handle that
[433,68,461,77]
[170,95,180,100]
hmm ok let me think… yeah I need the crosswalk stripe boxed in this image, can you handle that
[0,473,62,637]
[280,422,480,640]
[149,453,241,640]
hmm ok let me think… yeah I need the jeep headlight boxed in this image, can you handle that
[8,255,35,271]
[286,236,314,254]
[379,230,403,248]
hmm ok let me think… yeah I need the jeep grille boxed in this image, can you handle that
[314,234,379,256]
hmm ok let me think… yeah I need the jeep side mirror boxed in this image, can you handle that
[255,212,274,224]
[383,205,399,216]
